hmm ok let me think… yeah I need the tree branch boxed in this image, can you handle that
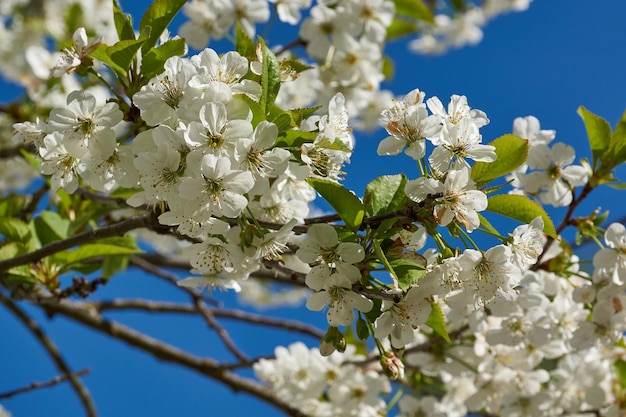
[37,298,308,417]
[0,293,97,417]
[92,299,324,339]
[0,369,90,400]
[0,213,157,274]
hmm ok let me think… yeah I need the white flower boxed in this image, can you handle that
[269,0,312,25]
[405,167,488,232]
[374,285,432,349]
[47,90,122,160]
[428,117,496,172]
[39,132,84,193]
[427,94,489,128]
[508,216,545,271]
[459,245,522,305]
[178,0,233,49]
[185,101,253,159]
[593,222,626,286]
[377,88,441,160]
[513,115,555,147]
[178,153,255,219]
[133,56,199,127]
[306,286,373,326]
[235,121,290,178]
[297,224,364,291]
[522,142,588,207]
[50,27,101,77]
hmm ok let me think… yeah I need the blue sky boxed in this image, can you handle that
[2,1,626,416]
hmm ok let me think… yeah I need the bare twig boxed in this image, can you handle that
[38,298,308,417]
[0,293,97,417]
[194,298,252,364]
[91,299,324,339]
[0,369,90,400]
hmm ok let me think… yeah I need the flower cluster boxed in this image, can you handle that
[254,342,390,417]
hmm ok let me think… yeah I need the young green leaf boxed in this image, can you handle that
[394,0,435,23]
[91,43,127,78]
[0,195,26,217]
[235,22,257,60]
[364,174,409,216]
[388,258,426,290]
[386,18,418,41]
[307,178,365,230]
[258,38,281,116]
[31,211,71,246]
[577,106,611,167]
[275,130,318,147]
[105,39,146,74]
[471,134,529,186]
[113,0,135,41]
[487,194,557,238]
[139,0,187,53]
[0,217,32,243]
[141,38,186,81]
[54,237,142,266]
[605,108,626,168]
[424,301,450,343]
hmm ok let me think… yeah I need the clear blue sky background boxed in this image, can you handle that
[2,1,626,416]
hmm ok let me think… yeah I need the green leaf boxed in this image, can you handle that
[487,194,557,239]
[107,38,146,73]
[280,58,313,74]
[471,134,529,186]
[0,242,35,284]
[388,258,426,290]
[0,195,26,217]
[0,217,32,243]
[91,43,126,78]
[606,108,626,167]
[235,22,256,60]
[141,38,186,81]
[139,0,187,53]
[577,106,612,167]
[386,18,418,41]
[268,110,294,133]
[31,211,71,246]
[285,106,322,127]
[615,359,626,389]
[424,302,450,343]
[65,3,84,34]
[394,0,434,23]
[307,178,365,230]
[382,55,394,80]
[113,0,135,41]
[102,254,130,278]
[364,174,409,216]
[258,38,281,116]
[275,130,318,147]
[477,212,500,237]
[451,0,466,11]
[55,237,142,266]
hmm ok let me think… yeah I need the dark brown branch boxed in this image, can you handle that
[0,369,90,400]
[92,299,324,339]
[38,298,308,417]
[0,293,97,416]
[0,213,157,274]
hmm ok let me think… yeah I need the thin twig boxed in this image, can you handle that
[0,293,97,417]
[194,298,252,364]
[0,369,90,400]
[91,299,324,339]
